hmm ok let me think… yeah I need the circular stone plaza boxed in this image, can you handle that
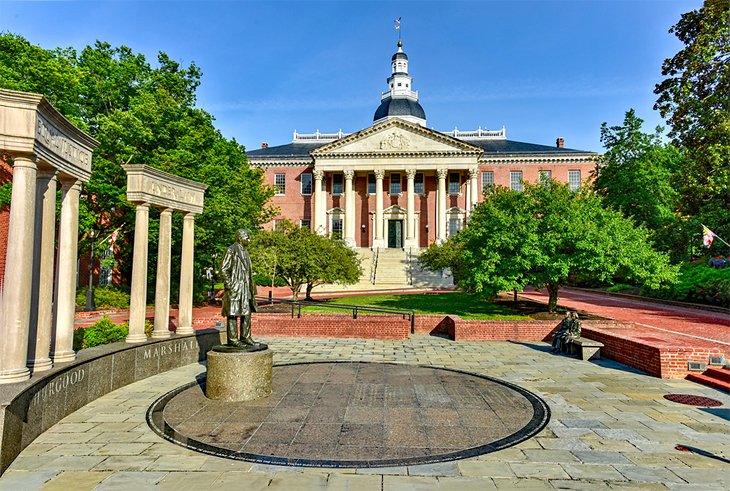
[0,288,728,490]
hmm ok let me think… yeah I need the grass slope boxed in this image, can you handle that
[303,293,529,320]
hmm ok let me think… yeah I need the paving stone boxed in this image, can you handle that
[92,456,157,472]
[40,471,113,490]
[267,473,328,490]
[457,461,515,478]
[562,463,626,481]
[209,472,271,490]
[508,462,570,479]
[324,474,382,490]
[0,470,58,490]
[156,471,224,490]
[97,443,154,455]
[37,456,107,471]
[407,461,460,476]
[93,471,167,490]
[522,449,580,463]
[613,465,685,484]
[383,475,440,490]
[549,479,611,489]
[573,451,633,465]
[492,477,553,489]
[437,476,497,490]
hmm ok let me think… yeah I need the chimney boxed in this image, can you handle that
[261,142,269,149]
[556,137,564,149]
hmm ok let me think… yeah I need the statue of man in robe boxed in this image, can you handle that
[219,229,267,351]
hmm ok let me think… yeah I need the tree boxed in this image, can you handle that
[0,34,276,299]
[434,182,676,312]
[593,110,683,257]
[250,224,362,300]
[654,2,730,251]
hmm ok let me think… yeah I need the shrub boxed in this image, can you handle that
[607,283,633,293]
[643,261,730,307]
[75,285,131,309]
[253,274,288,287]
[73,316,128,350]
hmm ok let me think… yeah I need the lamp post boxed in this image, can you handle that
[84,229,96,311]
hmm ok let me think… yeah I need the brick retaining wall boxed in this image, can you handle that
[251,313,410,340]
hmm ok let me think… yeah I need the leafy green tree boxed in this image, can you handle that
[593,110,683,256]
[250,224,361,300]
[0,34,275,299]
[447,182,676,312]
[654,2,730,250]
[417,234,466,283]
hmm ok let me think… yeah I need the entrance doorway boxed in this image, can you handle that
[387,220,403,248]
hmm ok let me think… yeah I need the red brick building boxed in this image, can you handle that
[248,40,596,250]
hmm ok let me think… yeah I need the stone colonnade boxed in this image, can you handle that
[312,166,480,247]
[0,89,98,384]
[123,165,207,343]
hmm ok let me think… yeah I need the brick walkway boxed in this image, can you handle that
[518,288,730,346]
[1,336,728,489]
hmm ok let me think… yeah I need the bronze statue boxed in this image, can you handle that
[551,312,581,354]
[217,229,267,352]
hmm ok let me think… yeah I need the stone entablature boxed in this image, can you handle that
[124,164,208,214]
[0,89,97,181]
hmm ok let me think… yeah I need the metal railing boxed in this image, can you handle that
[256,295,415,332]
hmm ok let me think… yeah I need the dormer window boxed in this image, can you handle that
[397,83,402,87]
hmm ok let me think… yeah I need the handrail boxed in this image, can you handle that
[256,295,415,333]
[370,247,379,285]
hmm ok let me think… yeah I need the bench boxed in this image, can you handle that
[566,337,604,361]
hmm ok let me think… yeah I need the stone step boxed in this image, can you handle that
[686,372,730,393]
[705,367,730,383]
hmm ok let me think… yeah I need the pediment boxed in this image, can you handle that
[311,118,482,157]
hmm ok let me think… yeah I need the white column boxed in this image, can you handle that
[469,166,479,211]
[373,169,385,248]
[51,178,82,364]
[405,169,417,248]
[0,157,37,383]
[152,208,173,338]
[312,170,325,235]
[27,170,58,372]
[126,203,150,343]
[437,168,448,244]
[177,213,195,335]
[343,169,355,247]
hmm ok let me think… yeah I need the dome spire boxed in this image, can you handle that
[373,24,426,127]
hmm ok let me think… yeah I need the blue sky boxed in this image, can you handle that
[1,1,701,152]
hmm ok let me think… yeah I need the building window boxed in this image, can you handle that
[332,174,343,195]
[390,173,401,194]
[448,217,463,237]
[449,172,460,194]
[274,174,286,195]
[414,173,424,194]
[300,173,312,195]
[331,218,343,239]
[367,173,376,194]
[510,171,523,192]
[300,219,311,230]
[568,170,581,190]
[481,171,494,193]
[539,170,552,185]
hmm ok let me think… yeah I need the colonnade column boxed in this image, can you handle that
[436,168,448,244]
[152,208,173,338]
[27,170,58,371]
[405,169,416,248]
[51,178,82,364]
[126,203,150,343]
[343,170,355,247]
[373,169,385,248]
[469,166,479,211]
[0,157,38,383]
[312,170,325,235]
[177,213,196,335]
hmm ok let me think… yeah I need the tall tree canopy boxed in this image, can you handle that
[420,182,677,311]
[0,34,275,296]
[593,110,684,257]
[654,1,730,249]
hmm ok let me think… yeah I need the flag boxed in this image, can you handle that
[702,225,716,247]
[394,17,401,29]
[108,226,121,245]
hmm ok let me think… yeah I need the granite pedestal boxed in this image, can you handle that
[206,349,272,401]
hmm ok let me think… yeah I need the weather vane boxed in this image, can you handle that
[394,17,401,42]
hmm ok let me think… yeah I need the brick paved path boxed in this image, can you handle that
[519,288,730,346]
[2,336,728,490]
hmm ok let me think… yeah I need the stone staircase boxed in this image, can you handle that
[687,365,730,393]
[315,247,454,292]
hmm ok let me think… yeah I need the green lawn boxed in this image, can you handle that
[302,293,529,320]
